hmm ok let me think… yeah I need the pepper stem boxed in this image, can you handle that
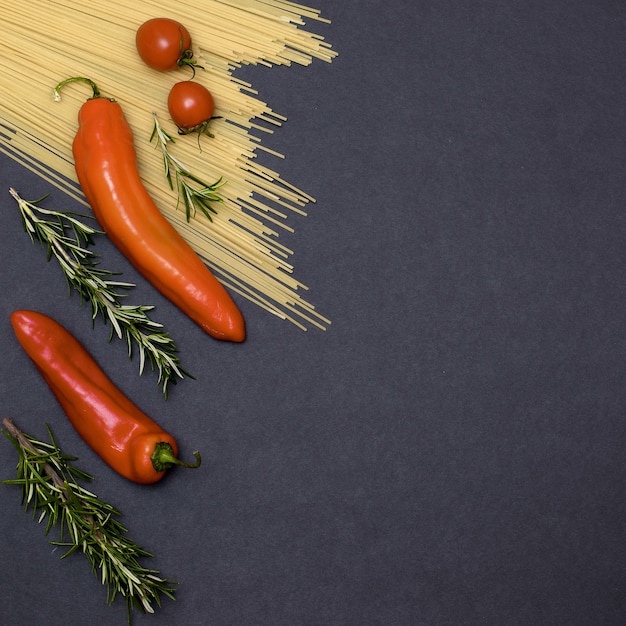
[151,441,201,473]
[52,76,103,102]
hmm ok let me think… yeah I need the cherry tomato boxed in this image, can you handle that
[168,81,216,134]
[136,18,194,71]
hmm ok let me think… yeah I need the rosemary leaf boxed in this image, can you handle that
[9,187,193,398]
[150,112,225,222]
[2,418,177,620]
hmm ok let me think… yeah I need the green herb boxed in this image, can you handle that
[150,112,225,222]
[10,187,191,398]
[2,417,177,622]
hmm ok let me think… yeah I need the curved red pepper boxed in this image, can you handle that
[58,77,245,342]
[10,310,201,484]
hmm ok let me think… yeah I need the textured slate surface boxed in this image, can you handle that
[2,2,626,624]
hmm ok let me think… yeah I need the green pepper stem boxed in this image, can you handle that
[52,76,104,102]
[151,441,201,473]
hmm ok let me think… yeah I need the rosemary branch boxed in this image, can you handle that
[150,112,225,222]
[10,188,191,398]
[2,417,177,621]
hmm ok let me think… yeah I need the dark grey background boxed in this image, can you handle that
[2,1,626,624]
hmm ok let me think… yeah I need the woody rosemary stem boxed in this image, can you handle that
[2,418,66,493]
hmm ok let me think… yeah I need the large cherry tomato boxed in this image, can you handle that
[168,81,216,134]
[136,18,194,71]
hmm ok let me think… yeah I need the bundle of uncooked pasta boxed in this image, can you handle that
[0,0,336,330]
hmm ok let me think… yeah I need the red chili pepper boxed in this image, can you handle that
[55,76,245,343]
[10,309,201,484]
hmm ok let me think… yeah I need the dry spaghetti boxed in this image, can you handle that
[0,0,336,330]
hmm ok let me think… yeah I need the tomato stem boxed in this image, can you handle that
[151,441,202,472]
[53,76,108,102]
[181,56,203,78]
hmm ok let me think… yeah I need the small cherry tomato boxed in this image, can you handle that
[168,81,216,134]
[136,18,194,71]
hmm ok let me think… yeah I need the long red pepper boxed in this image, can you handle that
[10,310,201,484]
[55,76,245,342]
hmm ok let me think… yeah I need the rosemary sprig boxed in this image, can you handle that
[2,417,177,622]
[150,112,225,222]
[10,187,191,398]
